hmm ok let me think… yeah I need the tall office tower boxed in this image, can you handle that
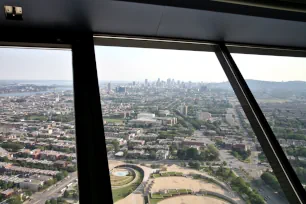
[180,104,188,116]
[183,105,188,116]
[133,81,136,86]
[157,78,160,86]
[116,86,127,93]
[145,79,148,86]
[107,82,111,92]
[167,78,171,86]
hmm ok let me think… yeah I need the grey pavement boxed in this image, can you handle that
[26,172,78,204]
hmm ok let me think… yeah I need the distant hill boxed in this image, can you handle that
[208,80,306,92]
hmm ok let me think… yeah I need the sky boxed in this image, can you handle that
[0,46,306,82]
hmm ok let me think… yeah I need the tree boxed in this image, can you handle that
[24,190,32,196]
[151,164,161,169]
[177,149,186,160]
[186,148,198,160]
[180,162,186,167]
[261,172,281,191]
[2,157,9,162]
[50,198,57,204]
[62,171,68,177]
[7,196,22,204]
[64,190,70,198]
[194,162,200,169]
[227,170,235,180]
[188,161,200,170]
[204,145,220,161]
[1,142,24,152]
[112,140,120,152]
[73,192,79,199]
[56,172,64,181]
[149,150,156,160]
[249,192,265,204]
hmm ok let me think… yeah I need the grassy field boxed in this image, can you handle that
[112,169,143,202]
[149,198,163,204]
[149,189,193,204]
[25,115,48,121]
[152,171,183,178]
[104,118,124,123]
[111,175,134,186]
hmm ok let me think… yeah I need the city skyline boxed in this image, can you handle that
[0,46,306,82]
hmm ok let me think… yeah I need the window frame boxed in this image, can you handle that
[0,34,112,204]
[216,44,306,204]
[94,34,306,204]
[0,32,305,204]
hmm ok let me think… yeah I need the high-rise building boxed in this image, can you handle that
[184,105,188,116]
[180,105,188,116]
[167,78,171,85]
[157,78,160,87]
[145,79,148,86]
[116,86,127,93]
[133,81,136,86]
[107,82,111,92]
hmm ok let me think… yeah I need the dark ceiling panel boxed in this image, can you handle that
[91,1,163,35]
[0,0,90,31]
[116,0,306,22]
[156,6,306,48]
[0,0,306,48]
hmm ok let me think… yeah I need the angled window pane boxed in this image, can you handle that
[0,47,79,203]
[95,44,287,204]
[232,52,306,201]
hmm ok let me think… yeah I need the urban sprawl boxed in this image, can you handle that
[0,78,306,204]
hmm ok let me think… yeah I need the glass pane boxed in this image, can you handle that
[95,45,287,204]
[0,47,79,204]
[232,52,306,201]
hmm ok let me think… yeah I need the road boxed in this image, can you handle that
[27,172,78,204]
[198,132,287,204]
[219,149,266,176]
[258,184,289,204]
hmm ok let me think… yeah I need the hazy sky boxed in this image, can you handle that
[0,46,306,82]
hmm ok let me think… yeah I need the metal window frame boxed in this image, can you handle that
[216,44,306,204]
[0,33,113,204]
[0,32,305,204]
[72,34,113,204]
[94,34,306,204]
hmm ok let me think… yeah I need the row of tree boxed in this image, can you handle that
[209,165,265,204]
[45,197,69,204]
[261,172,282,192]
[1,142,24,152]
[231,149,251,161]
[177,145,219,161]
[286,147,306,158]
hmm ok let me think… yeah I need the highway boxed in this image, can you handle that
[26,172,78,204]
